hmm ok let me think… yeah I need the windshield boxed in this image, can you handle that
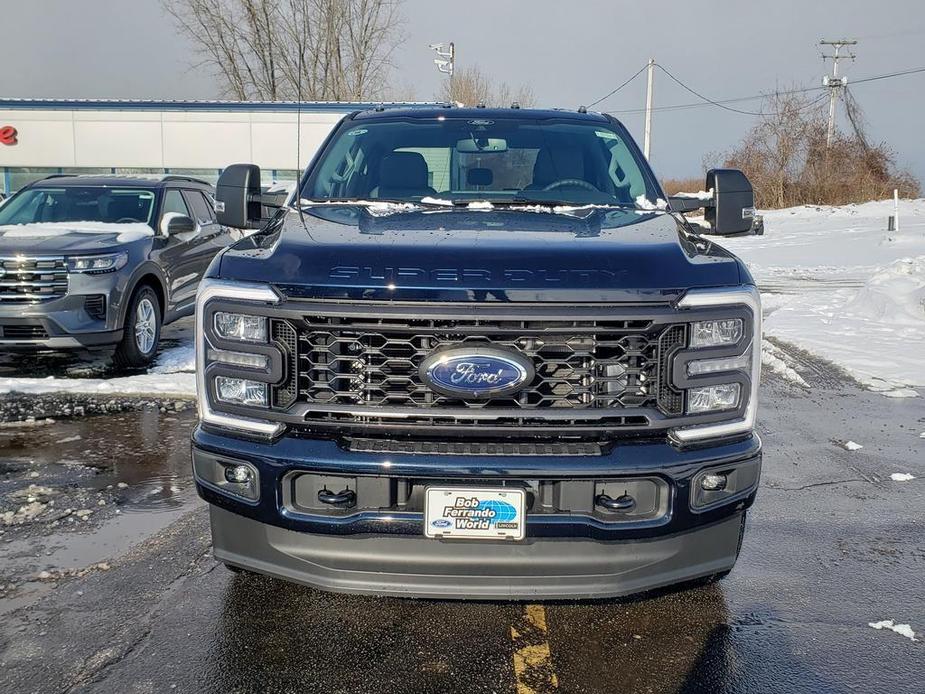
[0,186,157,227]
[302,116,658,207]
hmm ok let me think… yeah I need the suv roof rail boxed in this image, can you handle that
[35,173,210,186]
[160,175,211,185]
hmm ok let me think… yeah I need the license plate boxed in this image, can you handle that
[424,487,526,540]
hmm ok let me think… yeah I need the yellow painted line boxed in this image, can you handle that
[511,604,559,693]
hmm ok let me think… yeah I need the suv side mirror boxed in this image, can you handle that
[215,164,263,229]
[160,212,196,237]
[705,169,755,235]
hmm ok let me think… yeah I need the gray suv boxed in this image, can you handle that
[0,174,233,367]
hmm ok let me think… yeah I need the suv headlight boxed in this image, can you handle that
[196,279,283,437]
[66,252,128,274]
[671,286,761,444]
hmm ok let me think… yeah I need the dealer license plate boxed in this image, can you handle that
[424,487,526,540]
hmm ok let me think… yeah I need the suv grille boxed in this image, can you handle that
[277,309,687,431]
[0,257,68,302]
[0,324,48,340]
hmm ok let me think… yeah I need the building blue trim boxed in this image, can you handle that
[0,99,445,113]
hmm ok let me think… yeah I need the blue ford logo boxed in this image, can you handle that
[420,347,534,400]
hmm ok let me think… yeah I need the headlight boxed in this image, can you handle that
[67,252,128,274]
[214,312,267,342]
[196,279,283,437]
[671,286,762,444]
[690,319,743,348]
[215,376,268,407]
[687,383,740,413]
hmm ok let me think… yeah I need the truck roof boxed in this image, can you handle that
[351,106,612,123]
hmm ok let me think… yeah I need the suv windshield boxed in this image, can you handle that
[303,116,657,207]
[0,186,157,227]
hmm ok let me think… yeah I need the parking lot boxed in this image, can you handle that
[1,357,922,694]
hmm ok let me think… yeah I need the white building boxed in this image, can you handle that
[0,99,424,193]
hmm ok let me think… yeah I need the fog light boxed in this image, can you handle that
[224,465,254,485]
[215,376,268,407]
[700,473,727,491]
[687,383,740,413]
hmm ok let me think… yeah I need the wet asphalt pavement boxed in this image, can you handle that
[0,354,923,694]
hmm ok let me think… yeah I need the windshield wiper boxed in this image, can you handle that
[508,197,635,208]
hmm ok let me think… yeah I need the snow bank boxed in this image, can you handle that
[760,341,809,388]
[718,199,925,392]
[0,373,195,397]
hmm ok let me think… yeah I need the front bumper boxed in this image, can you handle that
[0,275,124,349]
[211,505,745,600]
[193,428,760,598]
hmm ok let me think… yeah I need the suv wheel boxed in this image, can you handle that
[114,285,161,368]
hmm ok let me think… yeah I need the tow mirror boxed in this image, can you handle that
[705,169,754,235]
[215,164,264,229]
[160,212,196,237]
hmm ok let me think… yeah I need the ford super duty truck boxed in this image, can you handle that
[192,105,761,600]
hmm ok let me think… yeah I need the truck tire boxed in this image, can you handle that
[113,285,162,368]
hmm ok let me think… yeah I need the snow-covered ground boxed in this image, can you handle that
[0,321,197,398]
[719,199,925,395]
[0,198,922,400]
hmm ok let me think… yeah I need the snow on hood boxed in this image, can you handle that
[0,221,154,243]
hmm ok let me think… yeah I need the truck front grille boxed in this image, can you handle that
[0,256,68,302]
[269,306,688,437]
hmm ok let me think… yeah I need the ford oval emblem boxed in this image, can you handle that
[420,346,535,400]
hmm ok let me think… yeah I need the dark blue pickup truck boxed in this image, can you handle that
[192,106,762,600]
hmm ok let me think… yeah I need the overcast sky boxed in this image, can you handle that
[3,0,923,182]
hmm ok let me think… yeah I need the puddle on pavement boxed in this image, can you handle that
[0,407,201,613]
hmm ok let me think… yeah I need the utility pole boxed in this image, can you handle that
[429,42,455,99]
[820,39,857,148]
[643,58,655,160]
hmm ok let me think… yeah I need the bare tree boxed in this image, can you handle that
[163,0,404,101]
[438,65,535,107]
[716,88,919,208]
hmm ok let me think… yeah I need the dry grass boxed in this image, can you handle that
[660,177,704,196]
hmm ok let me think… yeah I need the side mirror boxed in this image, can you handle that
[705,169,755,235]
[160,212,196,237]
[215,163,263,229]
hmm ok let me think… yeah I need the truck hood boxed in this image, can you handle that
[218,206,748,302]
[0,222,153,255]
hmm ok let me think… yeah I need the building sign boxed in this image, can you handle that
[0,126,17,146]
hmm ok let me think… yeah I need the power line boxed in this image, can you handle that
[599,65,925,117]
[654,63,770,116]
[586,63,648,108]
[851,65,925,84]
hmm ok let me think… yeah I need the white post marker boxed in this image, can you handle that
[894,188,900,232]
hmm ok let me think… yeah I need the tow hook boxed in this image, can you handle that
[595,493,636,513]
[317,488,357,507]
